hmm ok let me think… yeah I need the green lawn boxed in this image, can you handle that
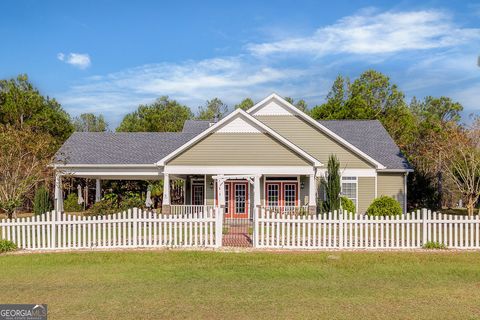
[0,251,480,319]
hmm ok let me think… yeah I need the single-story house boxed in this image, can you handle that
[53,93,412,217]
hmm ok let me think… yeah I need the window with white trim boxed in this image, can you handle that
[192,185,205,205]
[341,176,357,207]
[283,183,297,207]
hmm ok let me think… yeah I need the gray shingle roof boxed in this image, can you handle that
[182,120,211,133]
[318,120,411,170]
[54,119,410,170]
[54,132,197,165]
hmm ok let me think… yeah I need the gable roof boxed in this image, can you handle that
[53,94,411,171]
[54,132,197,166]
[247,93,387,169]
[157,108,322,167]
[318,120,411,170]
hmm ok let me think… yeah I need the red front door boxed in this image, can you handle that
[224,181,249,219]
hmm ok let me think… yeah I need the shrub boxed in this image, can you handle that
[87,198,118,216]
[366,196,402,216]
[0,239,17,253]
[119,192,143,210]
[341,196,356,214]
[423,241,447,250]
[64,193,83,212]
[33,185,52,215]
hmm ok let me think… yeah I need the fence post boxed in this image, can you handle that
[215,206,223,248]
[339,210,344,248]
[422,208,428,245]
[133,208,138,247]
[51,210,57,249]
[253,206,259,247]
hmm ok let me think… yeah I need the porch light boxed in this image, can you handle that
[210,181,214,189]
[301,181,305,189]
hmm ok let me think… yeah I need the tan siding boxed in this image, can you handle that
[377,173,405,211]
[358,177,375,213]
[205,175,214,205]
[255,115,373,168]
[169,132,310,166]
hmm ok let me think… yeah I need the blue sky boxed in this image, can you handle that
[1,0,479,127]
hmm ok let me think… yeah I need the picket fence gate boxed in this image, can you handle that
[254,208,480,249]
[0,208,222,250]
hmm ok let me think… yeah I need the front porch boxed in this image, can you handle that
[164,173,315,218]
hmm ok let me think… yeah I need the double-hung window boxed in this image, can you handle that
[341,176,357,211]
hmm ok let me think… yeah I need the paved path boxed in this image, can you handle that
[223,225,252,247]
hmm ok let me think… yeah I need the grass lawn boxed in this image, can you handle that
[0,250,479,319]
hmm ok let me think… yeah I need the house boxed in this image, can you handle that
[53,94,412,217]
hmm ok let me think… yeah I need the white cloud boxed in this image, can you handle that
[58,56,312,125]
[248,10,480,56]
[57,52,91,69]
[58,8,480,128]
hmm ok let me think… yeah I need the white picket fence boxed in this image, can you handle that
[254,208,480,249]
[0,208,222,250]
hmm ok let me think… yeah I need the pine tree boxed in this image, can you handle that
[322,155,341,212]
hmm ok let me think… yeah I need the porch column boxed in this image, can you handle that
[95,179,101,203]
[54,173,63,212]
[162,173,171,214]
[253,175,261,208]
[308,174,317,214]
[216,175,225,207]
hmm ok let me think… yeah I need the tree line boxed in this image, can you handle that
[0,71,479,217]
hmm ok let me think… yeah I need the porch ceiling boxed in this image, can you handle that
[54,165,163,180]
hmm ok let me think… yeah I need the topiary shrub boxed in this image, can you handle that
[341,196,356,214]
[0,240,17,253]
[64,193,83,212]
[366,196,402,216]
[33,185,52,215]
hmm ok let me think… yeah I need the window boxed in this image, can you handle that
[235,184,246,213]
[283,184,297,207]
[225,183,230,213]
[192,185,204,205]
[341,176,357,209]
[265,180,298,208]
[267,183,280,207]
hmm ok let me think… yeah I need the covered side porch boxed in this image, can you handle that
[52,165,318,217]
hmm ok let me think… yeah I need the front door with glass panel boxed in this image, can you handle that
[224,181,249,219]
[265,181,298,210]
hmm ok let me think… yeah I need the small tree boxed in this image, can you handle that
[433,120,480,216]
[321,155,341,212]
[33,185,51,215]
[197,98,229,120]
[0,125,53,218]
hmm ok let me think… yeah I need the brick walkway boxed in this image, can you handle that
[223,225,252,247]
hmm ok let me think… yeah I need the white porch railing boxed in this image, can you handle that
[0,207,223,250]
[170,205,215,215]
[254,208,480,249]
[263,205,309,214]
